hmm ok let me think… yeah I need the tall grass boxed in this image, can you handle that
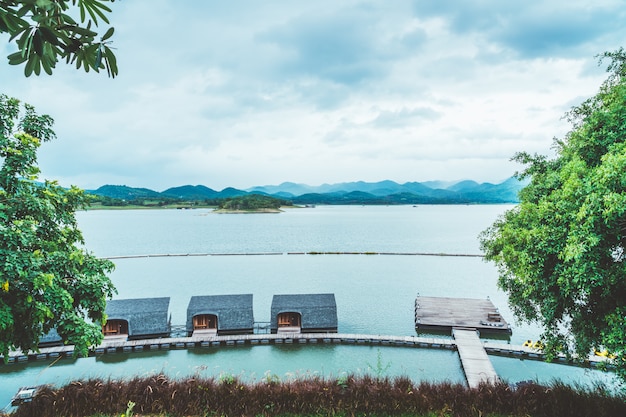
[7,374,626,417]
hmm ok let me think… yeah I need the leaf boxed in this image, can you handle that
[38,26,59,46]
[35,0,54,9]
[41,55,53,75]
[32,29,43,56]
[24,55,36,77]
[33,55,42,75]
[101,26,114,41]
[7,52,28,65]
[104,46,117,77]
[79,0,112,25]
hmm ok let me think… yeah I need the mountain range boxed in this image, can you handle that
[87,177,526,205]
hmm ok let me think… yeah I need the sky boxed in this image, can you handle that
[1,0,625,192]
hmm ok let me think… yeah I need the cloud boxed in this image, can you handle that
[370,106,441,129]
[411,0,626,58]
[1,0,621,190]
[258,3,426,85]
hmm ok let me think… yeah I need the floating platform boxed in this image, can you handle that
[415,296,512,335]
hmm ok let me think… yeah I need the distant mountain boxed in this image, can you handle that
[89,185,162,200]
[218,187,248,198]
[247,182,316,196]
[87,177,526,205]
[420,180,457,190]
[447,180,481,192]
[161,185,218,199]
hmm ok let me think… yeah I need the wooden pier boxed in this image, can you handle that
[1,331,613,392]
[415,296,512,335]
[1,333,457,364]
[453,328,499,388]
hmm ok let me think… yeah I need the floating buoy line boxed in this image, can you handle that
[102,251,485,260]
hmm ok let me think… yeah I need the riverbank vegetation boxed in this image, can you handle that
[216,194,292,212]
[480,49,626,381]
[87,193,292,211]
[7,374,625,417]
[0,95,115,358]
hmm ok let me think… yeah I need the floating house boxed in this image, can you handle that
[186,294,254,336]
[270,293,338,334]
[414,296,512,336]
[103,297,170,340]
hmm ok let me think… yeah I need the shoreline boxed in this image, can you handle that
[212,208,283,214]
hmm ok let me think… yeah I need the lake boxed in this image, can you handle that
[0,205,618,406]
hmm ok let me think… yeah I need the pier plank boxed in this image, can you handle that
[453,328,498,388]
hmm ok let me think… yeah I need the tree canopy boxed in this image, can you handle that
[218,194,290,211]
[480,49,626,380]
[0,94,116,359]
[0,0,118,77]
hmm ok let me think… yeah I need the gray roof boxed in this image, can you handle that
[186,294,254,333]
[105,297,170,337]
[271,293,337,330]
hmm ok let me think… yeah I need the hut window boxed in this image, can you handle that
[278,312,301,327]
[193,314,218,330]
[103,319,128,336]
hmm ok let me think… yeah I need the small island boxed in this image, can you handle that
[212,194,292,213]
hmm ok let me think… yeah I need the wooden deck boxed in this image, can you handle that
[415,296,512,335]
[453,328,499,388]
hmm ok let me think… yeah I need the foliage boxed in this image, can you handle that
[218,194,291,211]
[11,374,626,417]
[480,49,626,380]
[366,348,392,380]
[1,0,118,77]
[0,94,115,359]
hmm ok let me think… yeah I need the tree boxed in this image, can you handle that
[480,49,626,381]
[0,94,116,359]
[1,0,118,77]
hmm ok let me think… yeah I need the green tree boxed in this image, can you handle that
[0,94,116,359]
[1,0,118,77]
[218,194,288,211]
[480,49,626,380]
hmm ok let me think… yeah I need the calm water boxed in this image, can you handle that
[0,205,619,406]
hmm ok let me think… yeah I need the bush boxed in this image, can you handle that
[8,374,626,417]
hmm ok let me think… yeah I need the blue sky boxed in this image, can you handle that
[1,0,624,191]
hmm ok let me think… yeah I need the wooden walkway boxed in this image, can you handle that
[2,332,612,388]
[3,333,456,362]
[452,328,498,388]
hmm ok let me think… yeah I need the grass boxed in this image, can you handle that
[5,374,625,417]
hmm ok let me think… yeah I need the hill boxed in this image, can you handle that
[86,177,527,205]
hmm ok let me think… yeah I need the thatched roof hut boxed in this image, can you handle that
[186,294,254,336]
[270,293,337,334]
[104,297,170,340]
